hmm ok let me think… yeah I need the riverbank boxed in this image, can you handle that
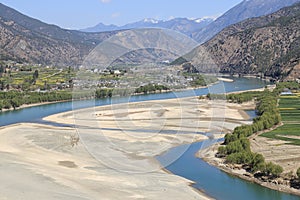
[0,100,71,113]
[196,130,300,196]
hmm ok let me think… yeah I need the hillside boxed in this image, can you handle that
[0,3,116,66]
[186,3,300,80]
[206,3,300,79]
[192,0,300,44]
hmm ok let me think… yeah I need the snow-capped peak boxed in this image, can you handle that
[143,18,159,24]
[193,15,219,23]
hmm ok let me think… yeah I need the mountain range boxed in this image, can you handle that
[192,0,300,43]
[188,2,300,80]
[0,3,116,66]
[81,17,215,36]
[0,0,300,79]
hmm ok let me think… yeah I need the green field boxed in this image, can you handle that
[261,95,300,145]
[261,124,300,145]
[278,97,300,122]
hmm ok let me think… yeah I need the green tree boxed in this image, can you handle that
[250,153,265,173]
[263,162,283,178]
[226,151,253,164]
[33,69,39,80]
[225,140,244,155]
[3,100,11,109]
[10,98,22,110]
[218,146,227,157]
[224,133,238,144]
[296,167,300,180]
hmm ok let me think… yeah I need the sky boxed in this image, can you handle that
[0,0,243,29]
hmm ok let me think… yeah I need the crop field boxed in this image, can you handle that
[278,97,300,122]
[261,95,300,145]
[0,66,119,91]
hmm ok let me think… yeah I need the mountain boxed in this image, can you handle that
[189,2,300,80]
[81,23,119,33]
[81,17,214,36]
[192,0,300,43]
[0,3,116,66]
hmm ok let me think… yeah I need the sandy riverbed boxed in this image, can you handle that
[0,97,253,200]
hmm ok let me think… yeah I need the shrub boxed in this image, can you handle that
[226,151,253,164]
[297,167,300,180]
[2,100,11,109]
[250,153,265,173]
[263,162,283,178]
[225,140,244,155]
[218,146,227,157]
[224,133,238,144]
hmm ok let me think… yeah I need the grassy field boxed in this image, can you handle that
[261,95,300,145]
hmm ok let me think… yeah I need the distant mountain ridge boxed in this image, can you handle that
[81,17,215,36]
[192,0,300,43]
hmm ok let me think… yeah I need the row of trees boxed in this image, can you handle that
[218,87,284,178]
[0,84,172,111]
[227,91,263,104]
[134,84,170,94]
[205,91,263,103]
[0,91,73,110]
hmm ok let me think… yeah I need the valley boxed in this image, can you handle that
[0,0,300,199]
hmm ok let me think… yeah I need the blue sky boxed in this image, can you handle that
[0,0,243,29]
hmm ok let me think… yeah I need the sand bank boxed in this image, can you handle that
[0,97,253,199]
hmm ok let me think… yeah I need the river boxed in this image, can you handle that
[0,77,299,199]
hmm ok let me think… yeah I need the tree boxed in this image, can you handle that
[0,65,4,76]
[33,69,39,83]
[250,153,265,173]
[226,151,253,164]
[297,167,300,180]
[240,138,251,152]
[2,100,11,109]
[218,146,227,157]
[263,162,283,178]
[225,140,244,155]
[0,80,4,90]
[224,133,238,144]
[10,98,22,110]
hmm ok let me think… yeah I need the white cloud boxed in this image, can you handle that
[100,0,111,3]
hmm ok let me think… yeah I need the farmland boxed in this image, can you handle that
[261,94,300,145]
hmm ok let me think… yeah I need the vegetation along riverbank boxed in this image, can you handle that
[199,81,300,196]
